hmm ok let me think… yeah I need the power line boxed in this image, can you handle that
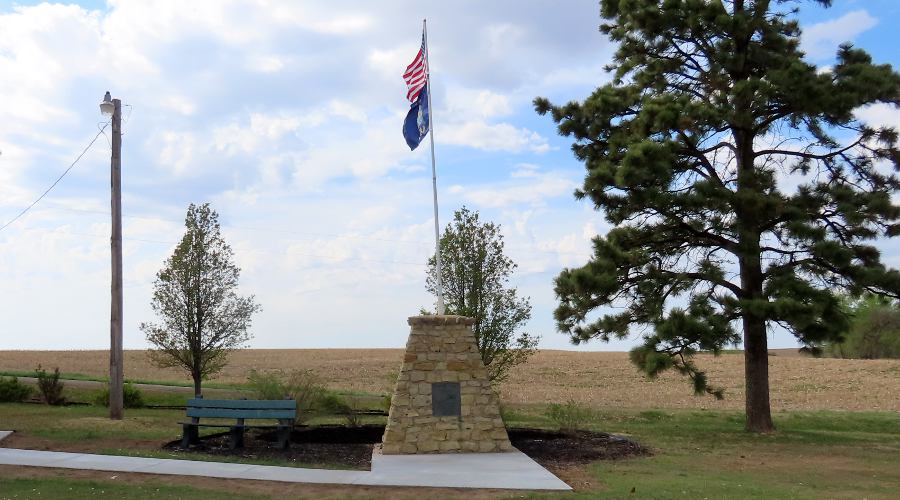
[0,123,110,233]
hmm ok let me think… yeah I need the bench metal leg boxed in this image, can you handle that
[277,421,291,450]
[182,423,199,448]
[229,426,245,449]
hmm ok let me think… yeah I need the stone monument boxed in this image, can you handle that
[381,315,512,454]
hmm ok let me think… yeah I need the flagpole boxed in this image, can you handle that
[423,18,445,315]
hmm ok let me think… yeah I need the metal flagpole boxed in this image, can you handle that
[423,19,445,315]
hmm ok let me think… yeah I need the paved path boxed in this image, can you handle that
[0,435,569,490]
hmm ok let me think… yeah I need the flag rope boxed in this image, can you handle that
[424,18,446,315]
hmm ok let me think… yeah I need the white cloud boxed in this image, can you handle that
[0,142,32,207]
[439,121,550,153]
[248,54,287,73]
[449,170,576,208]
[152,130,198,176]
[0,0,679,352]
[855,103,900,130]
[445,87,513,120]
[802,10,878,61]
[160,95,197,116]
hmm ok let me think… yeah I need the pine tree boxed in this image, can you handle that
[142,203,260,397]
[535,0,900,432]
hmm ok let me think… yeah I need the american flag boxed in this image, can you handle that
[403,34,428,103]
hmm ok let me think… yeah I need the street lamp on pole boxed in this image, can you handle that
[101,91,124,420]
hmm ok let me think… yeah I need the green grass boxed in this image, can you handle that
[504,406,900,499]
[4,388,899,499]
[1,403,186,442]
[0,477,271,500]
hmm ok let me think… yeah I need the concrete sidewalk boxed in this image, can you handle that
[0,436,570,490]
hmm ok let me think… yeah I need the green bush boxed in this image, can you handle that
[35,365,65,405]
[827,296,900,359]
[338,394,363,427]
[311,390,364,426]
[0,376,33,402]
[316,390,347,412]
[545,400,593,434]
[94,383,145,408]
[246,369,326,424]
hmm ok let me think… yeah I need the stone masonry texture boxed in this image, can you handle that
[381,315,513,454]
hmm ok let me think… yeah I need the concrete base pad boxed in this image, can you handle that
[369,447,569,489]
[0,442,570,490]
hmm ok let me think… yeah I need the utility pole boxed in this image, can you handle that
[102,92,124,420]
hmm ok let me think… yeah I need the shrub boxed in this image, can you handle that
[827,297,900,359]
[94,383,145,408]
[339,394,364,427]
[545,400,593,435]
[316,390,347,413]
[35,365,65,405]
[246,369,326,424]
[0,376,32,402]
[312,390,364,426]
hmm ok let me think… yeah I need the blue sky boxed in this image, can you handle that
[0,1,897,351]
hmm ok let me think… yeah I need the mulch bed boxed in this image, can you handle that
[163,424,649,471]
[507,427,651,467]
[163,425,381,470]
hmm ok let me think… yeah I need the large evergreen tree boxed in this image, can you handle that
[536,0,900,432]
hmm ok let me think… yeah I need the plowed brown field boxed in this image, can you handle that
[1,349,897,411]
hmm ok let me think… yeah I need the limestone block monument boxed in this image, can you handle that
[381,315,512,454]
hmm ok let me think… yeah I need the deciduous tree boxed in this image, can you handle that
[426,207,538,381]
[142,203,260,396]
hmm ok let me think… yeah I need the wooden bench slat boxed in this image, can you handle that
[181,398,295,450]
[186,408,296,419]
[187,399,296,410]
[178,422,286,429]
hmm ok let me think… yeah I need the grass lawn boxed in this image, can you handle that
[2,385,899,499]
[0,476,271,500]
[504,407,900,499]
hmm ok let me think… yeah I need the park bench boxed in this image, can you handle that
[180,398,296,450]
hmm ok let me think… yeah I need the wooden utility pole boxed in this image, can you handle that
[109,97,124,420]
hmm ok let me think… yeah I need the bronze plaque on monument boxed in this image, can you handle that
[432,382,461,417]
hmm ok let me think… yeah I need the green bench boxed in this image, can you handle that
[180,398,296,450]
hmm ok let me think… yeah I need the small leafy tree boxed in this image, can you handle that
[426,207,538,381]
[141,203,260,397]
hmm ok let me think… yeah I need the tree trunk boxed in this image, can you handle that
[742,313,775,432]
[734,124,775,433]
[193,374,202,398]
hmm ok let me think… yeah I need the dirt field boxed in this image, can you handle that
[1,348,898,411]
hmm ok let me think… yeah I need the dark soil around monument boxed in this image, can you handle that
[163,425,382,470]
[507,427,651,467]
[163,424,649,471]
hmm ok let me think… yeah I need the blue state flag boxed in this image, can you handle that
[403,86,430,150]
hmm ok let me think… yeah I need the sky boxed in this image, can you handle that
[1,0,898,351]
